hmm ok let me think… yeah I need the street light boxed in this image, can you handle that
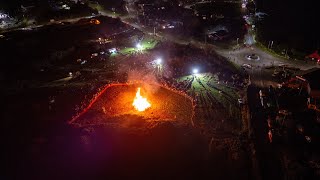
[156,58,162,65]
[136,43,142,50]
[192,68,199,74]
[154,58,163,76]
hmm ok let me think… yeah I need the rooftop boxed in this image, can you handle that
[302,68,320,90]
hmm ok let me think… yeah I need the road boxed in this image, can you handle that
[219,46,314,69]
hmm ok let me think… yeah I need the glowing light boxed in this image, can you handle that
[192,68,199,74]
[136,43,142,50]
[109,48,116,54]
[156,58,162,65]
[132,88,151,112]
[90,19,100,25]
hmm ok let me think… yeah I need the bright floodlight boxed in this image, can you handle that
[192,68,199,74]
[156,58,162,65]
[109,48,116,54]
[136,43,142,50]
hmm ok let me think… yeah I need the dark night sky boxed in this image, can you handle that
[256,0,319,51]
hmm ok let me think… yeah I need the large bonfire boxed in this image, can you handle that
[132,87,151,112]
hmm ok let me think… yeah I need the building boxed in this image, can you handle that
[292,69,320,111]
[305,50,320,63]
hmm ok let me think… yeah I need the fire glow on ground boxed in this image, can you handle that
[70,83,194,128]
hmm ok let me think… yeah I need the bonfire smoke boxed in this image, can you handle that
[127,70,160,94]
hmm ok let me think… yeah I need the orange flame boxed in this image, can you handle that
[132,87,151,111]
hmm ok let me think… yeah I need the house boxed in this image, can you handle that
[294,69,320,111]
[305,50,320,63]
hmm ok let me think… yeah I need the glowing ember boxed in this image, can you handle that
[132,87,151,112]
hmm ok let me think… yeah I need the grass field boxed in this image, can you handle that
[177,73,241,130]
[115,37,158,56]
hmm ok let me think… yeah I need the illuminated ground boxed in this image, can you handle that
[70,83,194,129]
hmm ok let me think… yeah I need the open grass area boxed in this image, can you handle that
[114,37,158,56]
[141,37,158,50]
[118,47,135,55]
[176,73,241,128]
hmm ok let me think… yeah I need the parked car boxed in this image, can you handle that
[246,54,260,60]
[242,63,252,69]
